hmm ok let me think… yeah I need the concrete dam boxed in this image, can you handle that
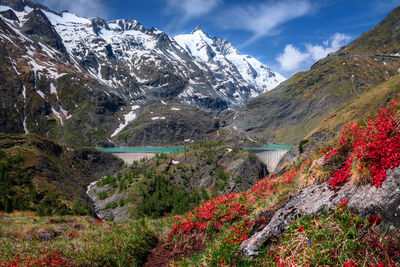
[99,146,186,165]
[243,144,292,173]
[99,144,291,173]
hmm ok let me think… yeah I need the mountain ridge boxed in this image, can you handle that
[231,6,400,145]
[0,1,284,111]
[0,1,284,146]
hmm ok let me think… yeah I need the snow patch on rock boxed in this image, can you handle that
[151,116,166,120]
[111,105,140,137]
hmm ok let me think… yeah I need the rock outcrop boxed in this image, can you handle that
[114,101,221,146]
[87,181,128,221]
[240,166,400,257]
[22,9,66,52]
[223,153,269,193]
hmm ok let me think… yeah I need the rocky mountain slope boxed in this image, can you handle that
[232,7,400,145]
[44,12,284,112]
[0,133,123,215]
[112,100,221,146]
[0,0,284,147]
[0,4,129,146]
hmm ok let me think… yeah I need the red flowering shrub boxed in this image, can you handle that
[1,250,68,266]
[163,161,307,265]
[367,214,382,225]
[325,100,400,187]
[168,193,252,240]
[223,219,253,245]
[168,167,302,244]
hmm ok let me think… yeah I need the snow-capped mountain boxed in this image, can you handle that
[174,26,285,99]
[0,0,286,146]
[0,0,284,112]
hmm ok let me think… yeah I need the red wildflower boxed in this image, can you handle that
[1,250,68,266]
[344,260,357,267]
[339,199,348,208]
[325,100,400,188]
[68,232,80,240]
[367,214,382,225]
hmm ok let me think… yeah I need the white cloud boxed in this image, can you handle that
[276,45,308,73]
[41,0,108,18]
[307,33,351,61]
[276,33,352,74]
[219,0,312,46]
[166,0,221,21]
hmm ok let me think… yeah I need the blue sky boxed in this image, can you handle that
[38,0,400,77]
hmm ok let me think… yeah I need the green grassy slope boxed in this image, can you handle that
[305,73,400,146]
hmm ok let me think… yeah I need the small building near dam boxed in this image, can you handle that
[243,144,292,173]
[98,147,186,165]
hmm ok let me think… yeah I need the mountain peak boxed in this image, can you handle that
[0,0,53,12]
[92,17,109,35]
[190,25,213,42]
[0,0,284,115]
[340,5,400,55]
[191,25,205,34]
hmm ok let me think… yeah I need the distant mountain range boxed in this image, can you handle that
[0,0,284,111]
[0,0,284,146]
[1,0,399,151]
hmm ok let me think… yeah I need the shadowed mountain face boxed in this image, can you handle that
[0,0,51,12]
[0,133,123,215]
[232,7,400,145]
[113,100,221,146]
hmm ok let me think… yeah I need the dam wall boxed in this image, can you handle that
[112,152,155,165]
[243,144,292,173]
[100,145,290,172]
[253,150,289,173]
[99,147,186,165]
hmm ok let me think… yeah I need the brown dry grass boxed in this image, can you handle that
[306,157,331,185]
[349,158,372,186]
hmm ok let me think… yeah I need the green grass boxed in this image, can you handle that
[0,213,163,266]
[97,191,108,200]
[249,205,400,266]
